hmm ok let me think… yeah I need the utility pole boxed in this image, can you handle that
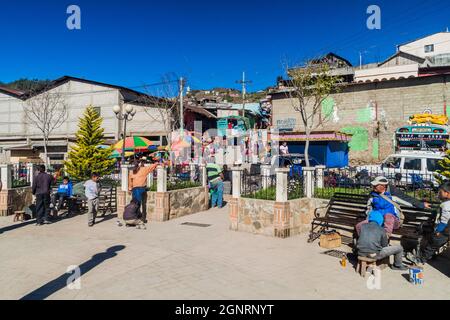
[236,72,252,117]
[179,77,185,132]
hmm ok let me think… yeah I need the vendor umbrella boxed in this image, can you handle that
[98,145,134,159]
[114,136,154,152]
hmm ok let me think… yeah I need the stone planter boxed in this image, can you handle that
[118,186,209,222]
[233,197,330,238]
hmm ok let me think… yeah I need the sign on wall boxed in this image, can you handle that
[276,118,296,131]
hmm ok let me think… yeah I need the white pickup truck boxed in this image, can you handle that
[357,151,445,187]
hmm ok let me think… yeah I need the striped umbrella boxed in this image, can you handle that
[98,145,134,159]
[114,136,154,152]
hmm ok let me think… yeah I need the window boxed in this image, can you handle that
[383,157,401,169]
[403,158,422,171]
[424,44,434,53]
[426,159,443,172]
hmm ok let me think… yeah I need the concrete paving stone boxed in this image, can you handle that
[1,206,449,299]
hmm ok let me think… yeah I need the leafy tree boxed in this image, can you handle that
[286,61,343,167]
[64,106,115,180]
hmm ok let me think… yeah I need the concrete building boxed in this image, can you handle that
[0,76,168,165]
[271,32,450,165]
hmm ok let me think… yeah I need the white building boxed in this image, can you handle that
[0,76,169,165]
[354,31,450,83]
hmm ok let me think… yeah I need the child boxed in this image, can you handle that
[417,181,450,263]
[84,173,100,227]
[51,176,73,215]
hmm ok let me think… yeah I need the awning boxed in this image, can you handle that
[272,131,352,142]
[185,105,217,119]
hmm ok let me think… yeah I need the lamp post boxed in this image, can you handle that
[113,105,136,165]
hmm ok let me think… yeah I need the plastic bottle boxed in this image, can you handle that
[341,255,347,268]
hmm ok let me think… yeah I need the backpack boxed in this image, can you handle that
[73,181,87,199]
[123,200,142,221]
[25,204,36,219]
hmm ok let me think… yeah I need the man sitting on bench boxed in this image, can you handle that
[357,211,408,271]
[414,181,450,264]
[356,176,430,236]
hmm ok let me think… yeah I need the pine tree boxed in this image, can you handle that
[65,106,116,180]
[437,152,450,182]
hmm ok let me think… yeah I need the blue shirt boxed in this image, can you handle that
[57,182,73,197]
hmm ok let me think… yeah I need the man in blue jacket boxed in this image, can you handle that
[51,176,73,216]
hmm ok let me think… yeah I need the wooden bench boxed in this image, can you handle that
[308,193,369,244]
[308,192,437,258]
[98,184,117,217]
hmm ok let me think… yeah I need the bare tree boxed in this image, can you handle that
[23,87,68,169]
[285,61,343,167]
[140,74,180,152]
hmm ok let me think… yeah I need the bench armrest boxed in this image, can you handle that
[314,205,330,218]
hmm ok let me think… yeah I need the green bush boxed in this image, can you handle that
[242,186,276,201]
[149,181,201,192]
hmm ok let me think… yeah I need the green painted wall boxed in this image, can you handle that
[372,139,379,159]
[357,107,372,123]
[341,127,369,152]
[321,97,335,120]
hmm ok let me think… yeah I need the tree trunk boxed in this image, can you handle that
[43,138,49,170]
[304,129,311,168]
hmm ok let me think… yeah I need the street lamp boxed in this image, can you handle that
[113,104,136,165]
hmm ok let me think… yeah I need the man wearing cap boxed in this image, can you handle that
[356,176,430,236]
[357,211,408,271]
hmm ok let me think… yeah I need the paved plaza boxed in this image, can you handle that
[0,206,449,300]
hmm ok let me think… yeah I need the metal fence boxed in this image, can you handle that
[288,172,304,200]
[315,167,439,202]
[241,171,276,200]
[11,163,31,188]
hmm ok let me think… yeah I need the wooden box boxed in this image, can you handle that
[319,232,342,249]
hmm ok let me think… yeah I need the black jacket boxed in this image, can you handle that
[32,172,53,195]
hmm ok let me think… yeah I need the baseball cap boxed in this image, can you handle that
[371,176,389,186]
[368,211,384,227]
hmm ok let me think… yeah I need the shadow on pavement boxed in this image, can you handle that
[427,249,450,277]
[20,245,126,300]
[0,220,37,235]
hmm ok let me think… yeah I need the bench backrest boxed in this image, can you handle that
[326,193,369,222]
[399,205,436,229]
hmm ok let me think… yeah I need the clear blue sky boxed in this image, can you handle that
[1,0,450,92]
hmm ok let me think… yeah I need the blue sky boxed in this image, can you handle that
[1,0,450,92]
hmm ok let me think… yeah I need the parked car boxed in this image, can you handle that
[357,151,444,187]
[268,154,320,177]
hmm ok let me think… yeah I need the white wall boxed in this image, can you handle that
[0,80,121,141]
[125,103,169,137]
[0,92,25,137]
[400,32,450,58]
[354,64,419,83]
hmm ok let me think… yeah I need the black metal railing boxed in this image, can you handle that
[241,168,276,201]
[288,172,304,200]
[315,167,439,202]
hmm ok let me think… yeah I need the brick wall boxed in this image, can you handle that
[272,75,450,164]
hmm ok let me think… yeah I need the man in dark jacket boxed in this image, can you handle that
[357,211,408,271]
[32,165,53,225]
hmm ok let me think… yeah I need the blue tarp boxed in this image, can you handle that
[287,141,349,168]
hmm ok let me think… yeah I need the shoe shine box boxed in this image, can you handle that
[409,267,424,285]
